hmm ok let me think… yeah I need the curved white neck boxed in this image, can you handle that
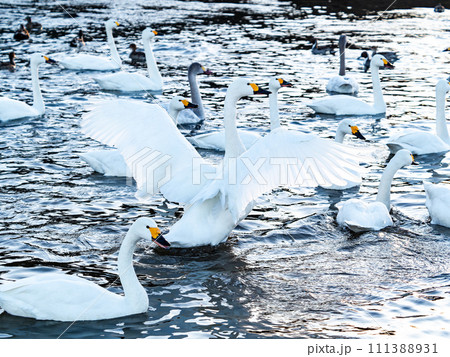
[435,88,450,144]
[168,107,181,124]
[106,26,121,67]
[223,92,246,160]
[334,129,345,143]
[143,37,163,88]
[339,42,345,76]
[269,88,280,131]
[371,64,386,112]
[31,62,45,114]
[375,156,403,210]
[118,230,148,306]
[188,70,204,120]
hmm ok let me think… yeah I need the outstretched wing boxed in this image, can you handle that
[81,99,215,204]
[192,128,362,221]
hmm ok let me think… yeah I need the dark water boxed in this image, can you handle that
[0,0,449,339]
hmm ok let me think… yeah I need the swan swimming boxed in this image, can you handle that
[82,79,360,247]
[0,53,56,122]
[0,217,169,321]
[60,20,121,71]
[424,181,450,228]
[188,77,293,151]
[386,79,450,155]
[326,35,359,95]
[308,54,394,116]
[336,149,417,232]
[80,96,198,176]
[95,29,162,91]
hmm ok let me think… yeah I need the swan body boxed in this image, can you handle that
[95,29,162,91]
[337,149,416,232]
[0,217,169,321]
[80,96,197,176]
[386,79,450,155]
[321,119,366,190]
[82,79,360,247]
[189,77,292,151]
[326,35,359,94]
[0,53,54,122]
[424,182,450,228]
[308,54,393,115]
[162,62,212,124]
[60,20,121,71]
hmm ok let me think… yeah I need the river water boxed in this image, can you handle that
[0,0,449,339]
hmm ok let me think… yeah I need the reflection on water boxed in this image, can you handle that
[0,0,449,338]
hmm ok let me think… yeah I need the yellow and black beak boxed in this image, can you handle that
[278,78,293,88]
[115,21,120,26]
[148,227,170,249]
[43,55,57,64]
[351,126,366,140]
[152,30,158,36]
[411,154,419,165]
[382,58,394,69]
[249,83,271,96]
[181,99,198,109]
[443,48,450,52]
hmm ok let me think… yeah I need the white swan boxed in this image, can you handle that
[320,119,366,190]
[386,79,450,155]
[80,96,197,176]
[336,149,417,232]
[60,20,121,71]
[188,77,293,151]
[308,54,394,115]
[95,29,162,91]
[164,62,212,124]
[0,53,55,122]
[0,217,169,322]
[82,79,360,247]
[424,182,450,228]
[326,35,359,95]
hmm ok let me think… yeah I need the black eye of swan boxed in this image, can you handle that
[146,225,150,229]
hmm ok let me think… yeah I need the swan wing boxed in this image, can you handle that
[188,129,261,151]
[424,182,450,228]
[81,99,215,204]
[95,72,159,91]
[307,95,374,115]
[0,97,39,122]
[192,128,361,221]
[386,129,449,155]
[60,54,119,71]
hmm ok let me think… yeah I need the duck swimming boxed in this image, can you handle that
[69,29,85,48]
[13,24,30,41]
[0,51,15,72]
[129,43,146,64]
[25,16,42,32]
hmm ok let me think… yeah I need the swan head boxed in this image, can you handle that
[30,53,57,66]
[169,96,198,112]
[436,78,450,95]
[337,119,366,140]
[131,217,170,249]
[227,78,271,100]
[371,54,394,69]
[338,34,347,49]
[392,149,418,168]
[269,77,293,92]
[105,19,120,30]
[189,62,213,76]
[143,29,158,40]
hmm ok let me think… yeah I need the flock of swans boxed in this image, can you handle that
[0,17,449,322]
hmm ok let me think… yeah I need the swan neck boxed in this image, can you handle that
[188,70,204,119]
[371,65,385,112]
[31,62,44,114]
[143,37,163,88]
[223,93,245,160]
[375,157,401,210]
[339,42,345,76]
[334,129,345,143]
[168,106,180,124]
[269,90,280,131]
[106,26,121,67]
[118,230,147,305]
[435,89,450,143]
